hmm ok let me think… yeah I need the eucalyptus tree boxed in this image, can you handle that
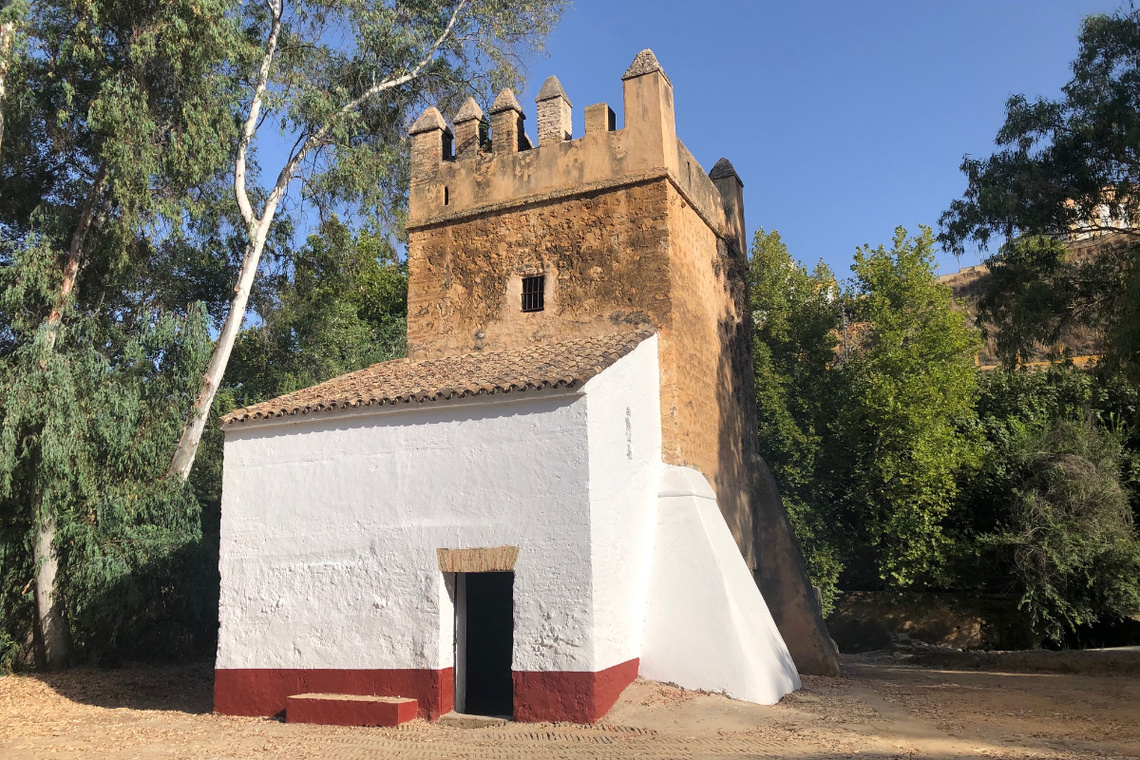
[167,0,565,480]
[0,0,19,160]
[0,0,240,666]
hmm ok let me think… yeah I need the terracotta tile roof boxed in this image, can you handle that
[222,330,654,426]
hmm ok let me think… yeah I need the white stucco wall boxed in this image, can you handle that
[584,336,663,670]
[218,333,800,698]
[639,465,801,704]
[217,393,595,673]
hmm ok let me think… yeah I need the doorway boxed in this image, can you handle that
[454,571,514,717]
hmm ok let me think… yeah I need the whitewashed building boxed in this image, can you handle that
[214,51,803,724]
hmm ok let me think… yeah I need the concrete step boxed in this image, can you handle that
[286,693,417,727]
[438,711,510,728]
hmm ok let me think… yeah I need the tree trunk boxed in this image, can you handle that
[29,167,107,665]
[167,2,283,482]
[167,224,273,480]
[46,167,107,325]
[31,492,69,667]
[42,166,107,351]
[0,14,14,162]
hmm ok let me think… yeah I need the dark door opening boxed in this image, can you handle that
[459,571,514,717]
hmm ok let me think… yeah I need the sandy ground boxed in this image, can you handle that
[0,653,1137,759]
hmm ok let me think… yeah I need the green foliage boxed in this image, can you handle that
[974,236,1073,364]
[756,222,1139,643]
[833,227,982,588]
[941,7,1140,635]
[0,236,215,663]
[974,364,1139,457]
[752,227,982,605]
[953,364,1140,638]
[748,229,844,611]
[983,417,1140,642]
[228,217,408,405]
[939,8,1140,381]
[0,0,240,275]
[0,0,242,664]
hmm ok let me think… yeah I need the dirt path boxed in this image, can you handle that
[0,653,1137,759]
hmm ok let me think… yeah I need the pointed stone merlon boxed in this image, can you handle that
[536,75,572,145]
[409,106,452,183]
[622,48,673,86]
[453,97,488,161]
[709,158,746,256]
[490,88,526,155]
[621,49,676,169]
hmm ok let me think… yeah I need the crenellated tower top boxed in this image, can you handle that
[406,49,743,254]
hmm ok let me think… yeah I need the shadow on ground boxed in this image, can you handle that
[30,661,214,714]
[891,644,1140,676]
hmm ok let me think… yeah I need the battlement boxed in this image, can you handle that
[407,50,743,249]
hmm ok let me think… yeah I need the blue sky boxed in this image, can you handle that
[509,0,1118,277]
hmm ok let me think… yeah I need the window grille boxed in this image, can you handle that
[521,275,545,312]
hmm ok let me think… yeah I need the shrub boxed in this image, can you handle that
[985,418,1140,642]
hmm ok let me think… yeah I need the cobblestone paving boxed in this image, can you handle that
[1,655,1138,759]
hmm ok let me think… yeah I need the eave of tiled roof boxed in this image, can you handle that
[221,330,655,426]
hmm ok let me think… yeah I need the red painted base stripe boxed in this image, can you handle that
[512,658,639,723]
[214,668,454,720]
[216,660,638,724]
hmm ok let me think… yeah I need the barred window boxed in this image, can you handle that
[521,275,545,312]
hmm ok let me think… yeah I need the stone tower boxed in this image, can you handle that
[406,50,839,675]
